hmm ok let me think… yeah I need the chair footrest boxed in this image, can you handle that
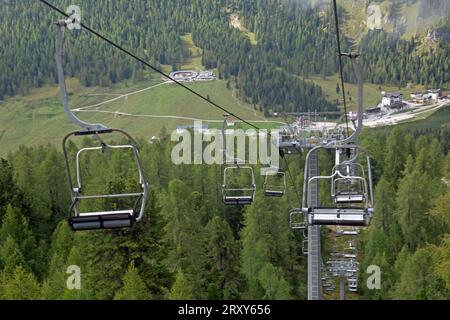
[335,195,365,203]
[69,211,134,230]
[223,196,253,205]
[265,191,284,197]
[309,208,369,226]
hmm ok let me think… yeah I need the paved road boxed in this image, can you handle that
[364,100,449,128]
[76,109,285,125]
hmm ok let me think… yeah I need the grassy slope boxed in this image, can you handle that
[397,103,450,129]
[0,78,270,157]
[180,33,204,70]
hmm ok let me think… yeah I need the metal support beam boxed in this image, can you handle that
[340,276,346,300]
[308,150,322,300]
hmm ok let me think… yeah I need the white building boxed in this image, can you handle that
[381,92,402,108]
[410,92,423,101]
[428,89,441,101]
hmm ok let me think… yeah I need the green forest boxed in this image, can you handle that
[1,0,449,112]
[0,0,449,301]
[0,123,448,299]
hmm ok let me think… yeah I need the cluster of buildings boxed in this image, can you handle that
[379,88,446,110]
[361,87,447,116]
[169,70,216,82]
[410,89,444,103]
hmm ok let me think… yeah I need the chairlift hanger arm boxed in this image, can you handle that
[55,20,108,132]
[342,57,363,144]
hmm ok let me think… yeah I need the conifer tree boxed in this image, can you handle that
[114,264,151,300]
[169,270,194,300]
[2,266,40,300]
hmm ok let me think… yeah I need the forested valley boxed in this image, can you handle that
[0,0,449,300]
[0,124,448,299]
[1,0,449,113]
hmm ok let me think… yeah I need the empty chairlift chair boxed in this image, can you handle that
[289,208,307,231]
[54,20,149,231]
[63,130,149,231]
[222,164,256,205]
[302,230,309,255]
[263,170,286,197]
[302,145,375,227]
[332,166,366,204]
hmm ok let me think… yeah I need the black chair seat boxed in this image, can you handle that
[69,211,133,230]
[223,196,254,206]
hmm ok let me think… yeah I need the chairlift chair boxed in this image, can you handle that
[302,145,374,227]
[289,208,307,231]
[55,19,149,231]
[222,164,256,205]
[332,162,367,204]
[333,178,366,204]
[264,170,286,197]
[63,130,149,231]
[301,55,375,227]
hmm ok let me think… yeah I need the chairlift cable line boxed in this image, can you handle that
[41,0,303,205]
[332,0,350,138]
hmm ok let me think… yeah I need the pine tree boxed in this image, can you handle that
[169,270,194,300]
[0,205,36,271]
[163,179,205,298]
[384,128,409,187]
[395,157,440,251]
[0,159,21,219]
[240,194,293,299]
[2,266,40,300]
[372,177,396,232]
[114,264,151,300]
[0,236,26,275]
[258,263,292,300]
[392,247,448,299]
[203,215,241,299]
[41,222,76,299]
[432,236,450,291]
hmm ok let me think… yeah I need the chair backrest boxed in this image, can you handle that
[222,165,256,205]
[289,208,307,230]
[264,170,286,197]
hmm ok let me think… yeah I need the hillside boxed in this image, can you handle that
[0,78,273,157]
[311,0,450,41]
[0,0,449,302]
